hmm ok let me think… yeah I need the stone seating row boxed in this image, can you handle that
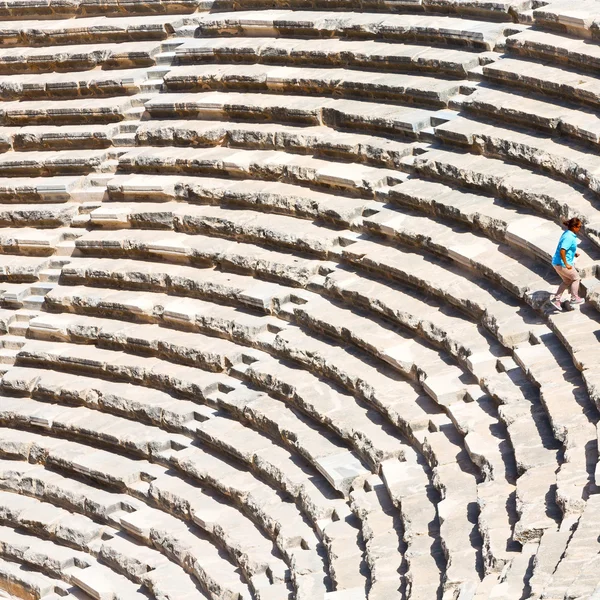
[42,282,509,477]
[0,41,165,75]
[0,124,123,152]
[0,149,119,177]
[433,114,600,200]
[387,177,581,270]
[25,307,411,472]
[459,86,600,147]
[144,91,438,137]
[134,120,422,170]
[125,120,600,287]
[0,517,159,600]
[161,64,467,108]
[50,255,564,576]
[0,434,276,600]
[0,457,266,600]
[481,56,600,109]
[0,15,188,47]
[102,171,588,292]
[119,132,599,285]
[6,361,366,510]
[190,11,511,50]
[106,151,588,310]
[0,0,530,20]
[411,146,600,256]
[0,391,325,598]
[0,68,150,101]
[69,224,538,348]
[0,256,63,282]
[35,281,519,584]
[17,309,486,597]
[86,197,558,315]
[532,0,600,39]
[0,0,205,19]
[0,175,103,204]
[0,554,84,600]
[0,227,79,256]
[51,259,555,491]
[118,146,403,197]
[73,196,572,405]
[505,27,600,73]
[173,37,482,78]
[0,96,146,126]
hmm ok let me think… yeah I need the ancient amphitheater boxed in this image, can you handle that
[1,0,600,598]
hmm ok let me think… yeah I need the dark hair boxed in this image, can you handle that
[563,217,582,231]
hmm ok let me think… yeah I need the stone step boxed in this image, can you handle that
[0,227,79,256]
[380,457,443,599]
[162,63,466,108]
[0,149,117,177]
[532,0,600,39]
[505,27,600,73]
[0,95,147,126]
[387,177,587,270]
[0,0,204,19]
[118,145,403,197]
[526,528,571,599]
[548,306,600,409]
[482,56,600,108]
[135,120,422,170]
[0,555,59,599]
[174,37,482,78]
[0,203,79,227]
[349,476,403,599]
[0,14,188,48]
[87,203,351,258]
[538,494,600,598]
[144,91,438,136]
[0,68,149,101]
[106,174,370,227]
[0,397,318,596]
[0,459,251,600]
[433,114,600,203]
[513,333,597,518]
[0,41,163,76]
[460,85,600,146]
[193,11,510,50]
[412,147,600,256]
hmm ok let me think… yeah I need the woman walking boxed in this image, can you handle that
[550,217,584,311]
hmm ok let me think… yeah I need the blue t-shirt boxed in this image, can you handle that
[552,230,578,266]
